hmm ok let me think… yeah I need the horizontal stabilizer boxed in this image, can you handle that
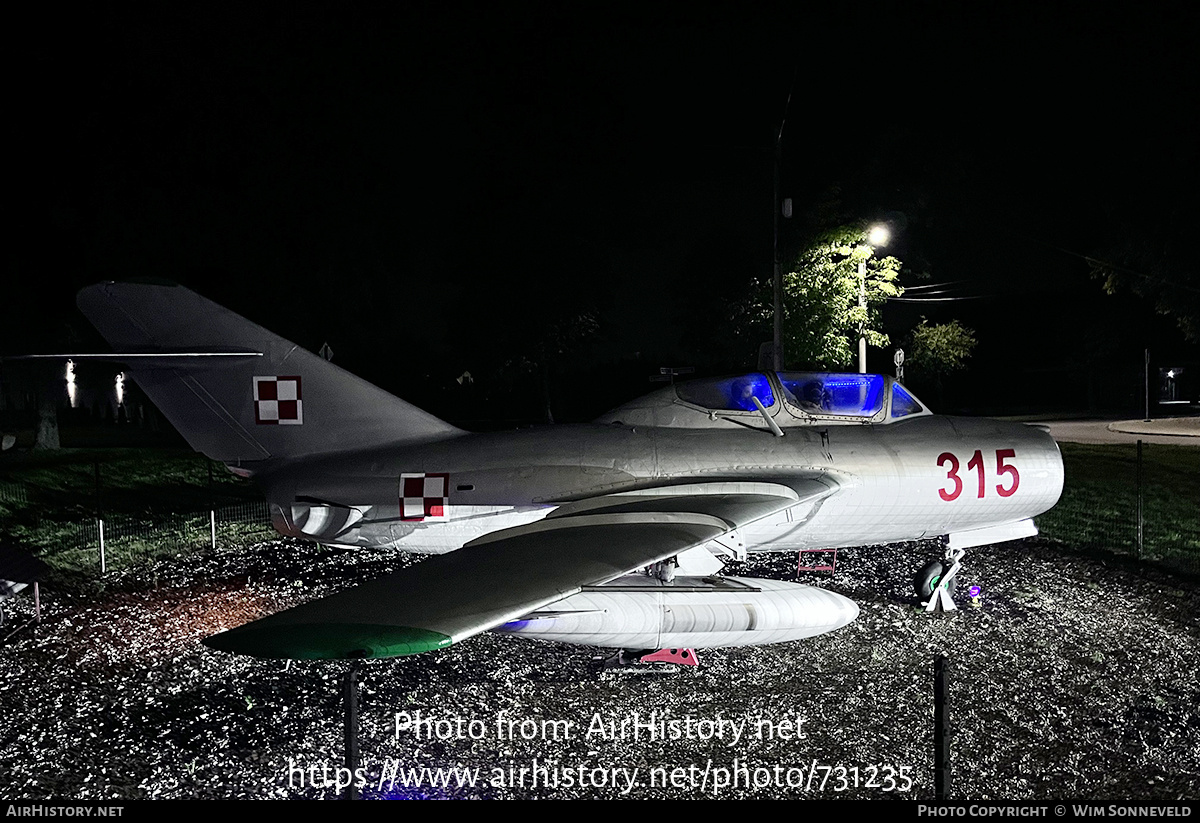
[5,352,264,368]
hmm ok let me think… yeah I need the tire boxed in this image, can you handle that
[914,560,958,599]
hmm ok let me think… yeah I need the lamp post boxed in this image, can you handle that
[858,225,890,373]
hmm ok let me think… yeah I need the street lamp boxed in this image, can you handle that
[858,225,890,373]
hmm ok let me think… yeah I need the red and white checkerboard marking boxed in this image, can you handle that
[254,376,303,425]
[401,473,449,521]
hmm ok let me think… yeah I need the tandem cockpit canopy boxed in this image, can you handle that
[595,371,931,430]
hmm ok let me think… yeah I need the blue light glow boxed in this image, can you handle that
[779,373,884,417]
[891,383,924,418]
[676,373,775,412]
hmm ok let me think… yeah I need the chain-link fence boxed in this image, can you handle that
[36,500,273,572]
[0,452,273,576]
[1035,440,1200,574]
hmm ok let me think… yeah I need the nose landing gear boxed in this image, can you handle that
[915,547,964,612]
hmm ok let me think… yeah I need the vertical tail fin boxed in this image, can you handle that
[77,281,462,464]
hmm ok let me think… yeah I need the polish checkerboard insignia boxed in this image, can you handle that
[254,376,303,425]
[401,473,449,521]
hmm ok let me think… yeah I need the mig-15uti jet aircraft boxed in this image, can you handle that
[59,281,1062,662]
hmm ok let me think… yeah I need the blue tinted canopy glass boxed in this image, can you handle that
[890,383,925,418]
[676,373,776,412]
[778,373,885,417]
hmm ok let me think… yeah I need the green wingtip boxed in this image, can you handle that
[203,623,453,659]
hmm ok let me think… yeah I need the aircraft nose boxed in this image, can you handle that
[1023,424,1065,513]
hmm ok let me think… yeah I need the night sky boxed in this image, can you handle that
[8,4,1199,422]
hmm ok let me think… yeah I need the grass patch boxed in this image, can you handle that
[0,448,271,583]
[0,448,254,513]
[1036,442,1200,572]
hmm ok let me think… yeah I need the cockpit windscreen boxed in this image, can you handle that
[675,372,776,412]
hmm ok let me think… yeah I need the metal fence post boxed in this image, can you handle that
[95,460,106,574]
[935,654,950,800]
[208,461,217,550]
[1136,440,1144,559]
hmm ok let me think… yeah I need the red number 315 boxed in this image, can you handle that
[937,448,1019,501]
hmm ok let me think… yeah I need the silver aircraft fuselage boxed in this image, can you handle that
[264,413,1063,554]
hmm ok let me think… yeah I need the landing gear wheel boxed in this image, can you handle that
[914,560,958,599]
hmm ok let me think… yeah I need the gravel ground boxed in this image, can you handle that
[1,536,1197,800]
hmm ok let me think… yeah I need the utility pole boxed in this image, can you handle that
[858,256,868,373]
[773,135,782,372]
[772,84,794,372]
[858,226,890,374]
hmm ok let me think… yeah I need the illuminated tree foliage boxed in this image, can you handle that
[743,226,903,369]
[906,318,977,407]
[907,318,977,377]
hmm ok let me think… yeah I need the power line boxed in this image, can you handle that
[902,280,974,291]
[890,295,989,303]
[999,229,1200,296]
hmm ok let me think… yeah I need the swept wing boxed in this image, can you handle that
[204,481,833,659]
